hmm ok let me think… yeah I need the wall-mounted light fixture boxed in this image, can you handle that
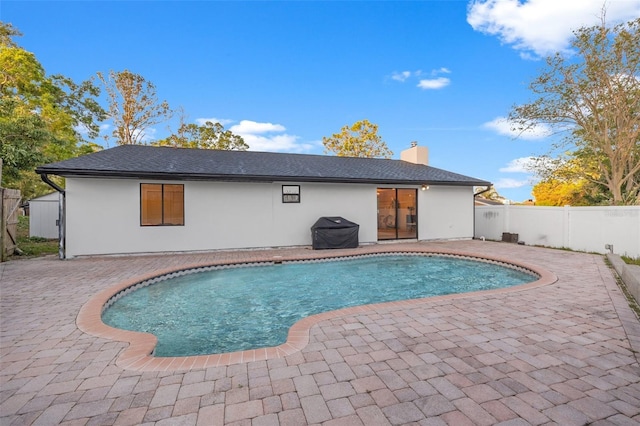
[421,184,429,191]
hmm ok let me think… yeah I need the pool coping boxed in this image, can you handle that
[76,247,558,372]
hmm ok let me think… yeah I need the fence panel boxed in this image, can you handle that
[569,207,640,256]
[508,206,566,248]
[474,206,505,241]
[475,205,640,257]
[1,188,22,262]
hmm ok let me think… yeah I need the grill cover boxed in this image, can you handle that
[311,217,359,250]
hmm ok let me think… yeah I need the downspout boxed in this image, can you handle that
[473,185,493,240]
[39,173,66,260]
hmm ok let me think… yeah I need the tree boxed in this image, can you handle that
[474,186,508,203]
[0,22,20,47]
[153,114,248,150]
[533,179,593,206]
[0,22,105,199]
[97,70,173,145]
[530,152,611,206]
[322,119,393,158]
[509,18,640,205]
[0,98,56,181]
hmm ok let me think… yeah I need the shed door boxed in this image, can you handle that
[377,188,417,240]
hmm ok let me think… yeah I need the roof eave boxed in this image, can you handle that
[36,168,490,187]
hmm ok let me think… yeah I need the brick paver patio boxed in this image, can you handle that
[1,240,639,425]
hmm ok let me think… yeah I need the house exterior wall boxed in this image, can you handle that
[65,178,377,257]
[29,192,60,239]
[64,178,475,257]
[419,185,474,240]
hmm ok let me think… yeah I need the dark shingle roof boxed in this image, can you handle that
[36,145,490,186]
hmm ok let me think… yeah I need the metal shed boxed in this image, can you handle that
[29,192,60,239]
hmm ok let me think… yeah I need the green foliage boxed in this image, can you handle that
[510,18,640,205]
[11,215,59,258]
[0,22,20,47]
[97,69,173,145]
[0,98,54,179]
[621,255,640,266]
[153,121,248,150]
[0,45,45,99]
[322,119,393,158]
[47,75,106,141]
[0,22,105,200]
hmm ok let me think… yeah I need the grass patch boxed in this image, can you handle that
[532,245,601,255]
[11,216,59,258]
[621,255,640,266]
[604,257,640,321]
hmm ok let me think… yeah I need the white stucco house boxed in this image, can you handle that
[35,144,490,259]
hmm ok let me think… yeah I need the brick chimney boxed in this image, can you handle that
[400,142,428,165]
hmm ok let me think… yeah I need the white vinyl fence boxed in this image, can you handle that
[474,205,640,258]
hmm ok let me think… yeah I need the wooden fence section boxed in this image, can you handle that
[1,188,21,262]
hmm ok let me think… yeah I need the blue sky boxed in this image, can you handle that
[3,0,639,202]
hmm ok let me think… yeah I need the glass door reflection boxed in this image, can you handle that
[377,188,417,240]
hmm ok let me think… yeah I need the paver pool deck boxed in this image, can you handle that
[1,240,639,425]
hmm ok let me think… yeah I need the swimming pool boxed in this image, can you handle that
[102,253,537,357]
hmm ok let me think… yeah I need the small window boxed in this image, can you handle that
[282,185,300,203]
[141,184,184,226]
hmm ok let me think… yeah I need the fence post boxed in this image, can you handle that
[504,204,510,233]
[563,205,571,249]
[0,188,5,262]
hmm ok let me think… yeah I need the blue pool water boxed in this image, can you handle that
[102,254,536,357]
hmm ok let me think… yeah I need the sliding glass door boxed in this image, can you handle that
[377,188,417,240]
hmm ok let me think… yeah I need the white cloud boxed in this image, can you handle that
[239,133,316,153]
[230,120,286,135]
[226,119,316,153]
[391,69,450,88]
[499,157,536,173]
[391,71,412,82]
[188,118,315,152]
[432,67,451,75]
[133,127,156,143]
[195,117,234,126]
[483,116,551,140]
[417,77,451,90]
[493,177,531,189]
[467,0,640,58]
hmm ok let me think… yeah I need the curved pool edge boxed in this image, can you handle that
[76,247,558,372]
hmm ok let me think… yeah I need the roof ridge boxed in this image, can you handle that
[36,145,491,187]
